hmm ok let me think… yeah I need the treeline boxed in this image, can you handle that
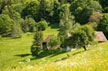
[0,0,108,38]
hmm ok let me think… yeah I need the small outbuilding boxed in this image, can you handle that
[42,35,53,50]
[95,31,107,42]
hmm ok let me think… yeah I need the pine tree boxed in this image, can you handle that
[11,23,22,38]
[31,30,43,56]
[59,6,75,38]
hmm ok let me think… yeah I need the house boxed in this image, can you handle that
[42,35,53,50]
[95,31,107,42]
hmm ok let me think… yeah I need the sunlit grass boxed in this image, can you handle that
[0,27,59,68]
[0,41,108,71]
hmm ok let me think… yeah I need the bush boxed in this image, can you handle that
[48,36,60,49]
[37,20,48,31]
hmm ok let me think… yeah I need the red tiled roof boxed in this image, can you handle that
[43,35,53,43]
[95,31,107,42]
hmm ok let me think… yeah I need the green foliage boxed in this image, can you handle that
[48,36,60,48]
[88,22,98,30]
[89,12,103,23]
[37,20,48,31]
[31,30,43,56]
[98,0,108,12]
[59,6,75,34]
[69,25,96,48]
[21,1,39,20]
[81,25,96,41]
[11,23,22,38]
[70,0,102,24]
[21,17,36,33]
[22,0,54,22]
[37,0,54,22]
[69,30,89,48]
[51,0,60,24]
[104,7,108,13]
[98,14,108,38]
[0,14,13,36]
[58,6,78,48]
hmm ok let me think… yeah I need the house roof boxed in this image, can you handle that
[95,31,107,42]
[43,35,53,43]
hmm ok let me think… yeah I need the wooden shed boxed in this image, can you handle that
[42,35,53,50]
[95,31,107,42]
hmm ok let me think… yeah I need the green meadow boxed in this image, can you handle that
[0,27,108,71]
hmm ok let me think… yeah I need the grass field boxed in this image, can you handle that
[0,27,108,71]
[0,27,59,68]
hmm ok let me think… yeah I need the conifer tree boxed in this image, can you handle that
[11,23,22,38]
[31,30,43,56]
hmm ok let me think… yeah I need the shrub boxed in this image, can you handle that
[48,36,60,49]
[37,20,48,31]
[31,30,43,56]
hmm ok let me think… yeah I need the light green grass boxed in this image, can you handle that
[0,27,59,68]
[0,27,108,71]
[1,42,108,71]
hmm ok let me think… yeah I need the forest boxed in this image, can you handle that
[0,0,108,71]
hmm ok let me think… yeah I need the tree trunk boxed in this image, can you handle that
[83,46,87,51]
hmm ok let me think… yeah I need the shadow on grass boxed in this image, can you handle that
[72,49,91,56]
[15,54,32,57]
[30,49,65,61]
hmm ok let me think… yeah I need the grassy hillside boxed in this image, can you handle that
[0,27,108,71]
[0,34,108,71]
[0,27,59,68]
[1,42,108,71]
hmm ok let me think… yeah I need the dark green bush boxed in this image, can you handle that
[48,36,60,48]
[37,20,48,31]
[31,30,43,56]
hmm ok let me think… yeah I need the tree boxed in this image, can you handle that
[58,6,77,48]
[89,12,103,23]
[51,0,60,24]
[59,6,75,34]
[69,30,89,51]
[36,20,48,31]
[31,30,43,56]
[21,1,39,20]
[97,14,108,38]
[11,23,22,38]
[69,25,96,51]
[70,0,102,24]
[21,17,36,33]
[0,14,13,36]
[37,0,54,22]
[0,0,8,14]
[98,0,108,12]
